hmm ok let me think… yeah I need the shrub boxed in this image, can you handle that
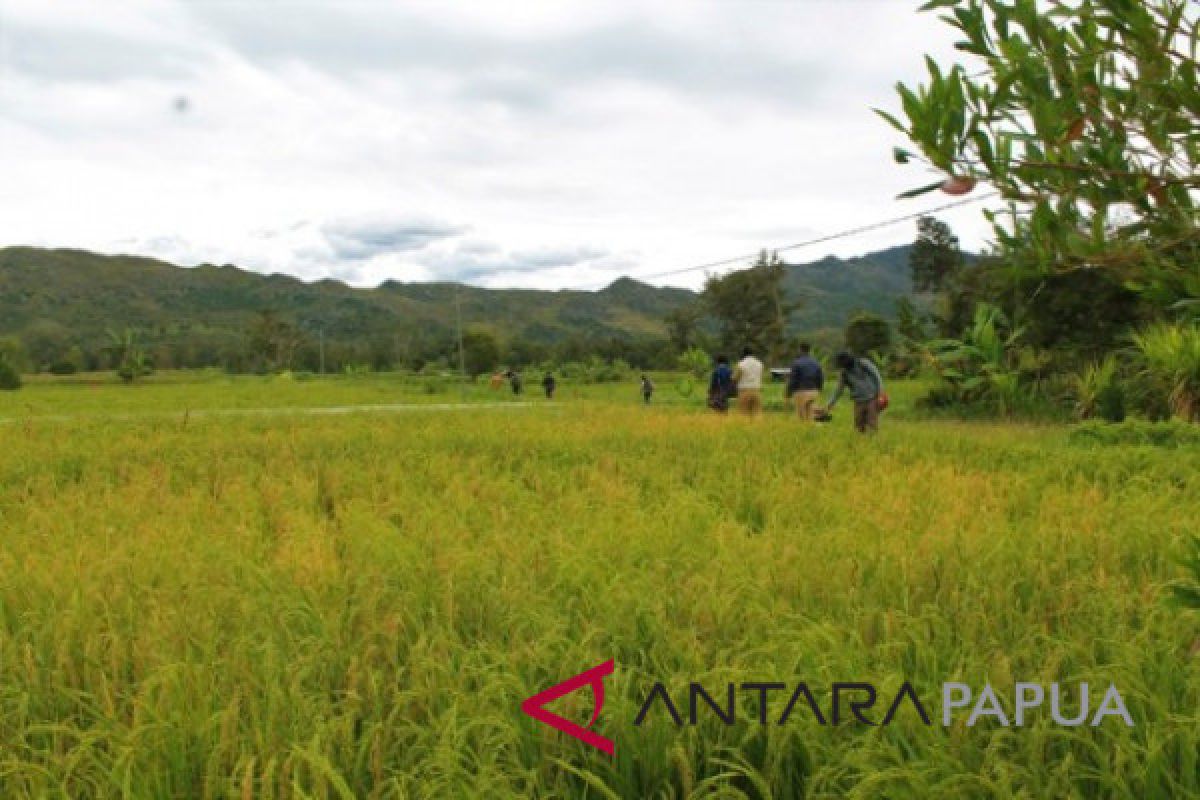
[923,303,1024,415]
[0,358,21,390]
[677,347,711,380]
[1132,323,1200,423]
[1072,356,1125,422]
[47,360,78,376]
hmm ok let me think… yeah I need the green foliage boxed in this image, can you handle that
[0,336,31,374]
[0,357,21,390]
[107,328,152,384]
[1132,322,1200,422]
[0,246,948,373]
[676,347,711,380]
[923,303,1024,414]
[663,303,703,354]
[1013,268,1148,355]
[910,215,963,293]
[557,357,631,384]
[460,328,500,377]
[1170,534,1200,612]
[1072,355,1125,422]
[0,380,1197,796]
[702,250,797,362]
[844,312,893,357]
[247,310,303,373]
[883,0,1200,311]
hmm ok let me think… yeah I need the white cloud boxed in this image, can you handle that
[0,0,1001,290]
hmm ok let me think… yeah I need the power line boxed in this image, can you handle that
[609,191,1001,286]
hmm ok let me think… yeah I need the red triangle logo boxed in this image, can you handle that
[520,659,615,756]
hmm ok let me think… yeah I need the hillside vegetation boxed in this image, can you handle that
[0,245,920,371]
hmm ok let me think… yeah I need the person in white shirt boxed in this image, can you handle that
[733,346,764,415]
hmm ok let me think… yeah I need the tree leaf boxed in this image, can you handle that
[896,180,945,199]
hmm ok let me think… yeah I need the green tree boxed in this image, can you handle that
[702,250,797,362]
[910,215,963,293]
[247,311,303,373]
[0,356,21,390]
[0,336,31,374]
[881,0,1200,310]
[21,320,72,371]
[664,303,703,354]
[107,328,151,384]
[461,328,500,377]
[845,312,893,357]
[677,347,711,379]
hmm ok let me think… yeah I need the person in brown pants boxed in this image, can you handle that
[785,342,824,421]
[826,351,884,433]
[733,346,764,415]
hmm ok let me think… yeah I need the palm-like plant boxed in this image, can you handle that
[107,328,150,384]
[1072,355,1124,422]
[924,303,1025,414]
[1132,323,1200,422]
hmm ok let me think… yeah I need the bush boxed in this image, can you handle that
[1132,323,1200,422]
[557,357,631,384]
[677,348,711,379]
[1072,356,1125,422]
[0,359,21,390]
[47,360,78,375]
[845,312,892,356]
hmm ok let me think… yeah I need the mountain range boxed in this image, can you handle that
[0,244,918,367]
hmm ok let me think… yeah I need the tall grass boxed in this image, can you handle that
[0,381,1196,797]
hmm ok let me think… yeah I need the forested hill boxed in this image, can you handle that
[0,244,919,369]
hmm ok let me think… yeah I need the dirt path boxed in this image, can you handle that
[0,401,541,424]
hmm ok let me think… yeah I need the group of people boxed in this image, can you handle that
[706,345,885,433]
[488,347,885,433]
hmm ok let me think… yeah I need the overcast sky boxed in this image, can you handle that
[0,0,1002,290]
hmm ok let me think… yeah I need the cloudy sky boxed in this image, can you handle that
[0,0,1001,290]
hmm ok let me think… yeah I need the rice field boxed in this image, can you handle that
[0,374,1197,798]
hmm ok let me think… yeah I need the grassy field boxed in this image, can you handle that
[0,374,1197,798]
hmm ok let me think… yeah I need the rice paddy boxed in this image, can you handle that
[0,374,1196,798]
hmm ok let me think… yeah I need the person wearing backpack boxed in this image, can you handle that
[707,355,734,412]
[826,351,885,433]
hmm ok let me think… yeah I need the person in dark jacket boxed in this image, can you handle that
[785,342,824,421]
[640,374,655,404]
[542,372,556,399]
[707,355,735,412]
[827,351,884,433]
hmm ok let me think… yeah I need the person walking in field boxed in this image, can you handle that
[640,374,655,404]
[707,355,734,412]
[826,351,884,433]
[786,342,824,421]
[506,369,523,396]
[733,346,764,415]
[542,372,556,399]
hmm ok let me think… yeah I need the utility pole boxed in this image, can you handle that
[455,284,467,397]
[319,327,325,375]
